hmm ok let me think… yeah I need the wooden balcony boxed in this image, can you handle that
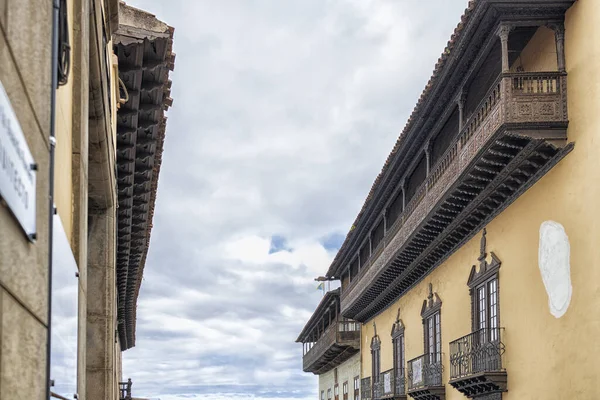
[302,321,360,374]
[449,328,507,398]
[341,71,571,321]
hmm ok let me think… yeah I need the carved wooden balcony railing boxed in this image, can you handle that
[303,321,360,374]
[361,377,372,400]
[406,354,444,400]
[341,71,570,321]
[449,327,507,398]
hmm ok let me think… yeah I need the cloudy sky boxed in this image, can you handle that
[122,1,468,399]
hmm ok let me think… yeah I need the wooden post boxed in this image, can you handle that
[498,25,512,73]
[458,89,467,131]
[425,142,432,177]
[552,23,566,72]
[401,180,406,211]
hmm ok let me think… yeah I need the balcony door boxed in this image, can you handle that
[467,228,502,373]
[475,277,499,340]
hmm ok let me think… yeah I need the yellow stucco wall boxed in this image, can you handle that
[361,1,600,398]
[511,26,558,72]
[54,0,75,242]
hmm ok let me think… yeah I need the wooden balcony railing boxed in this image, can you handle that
[341,71,568,317]
[449,327,505,380]
[407,354,443,392]
[302,321,360,372]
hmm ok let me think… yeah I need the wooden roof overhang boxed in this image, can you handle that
[324,0,574,322]
[113,3,175,350]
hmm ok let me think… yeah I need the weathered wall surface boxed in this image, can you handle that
[361,1,600,399]
[0,0,52,399]
[319,353,361,400]
[1,0,123,399]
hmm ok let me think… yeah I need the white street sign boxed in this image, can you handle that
[0,80,37,238]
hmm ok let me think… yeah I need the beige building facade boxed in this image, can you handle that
[0,1,174,400]
[315,1,600,400]
[318,354,361,400]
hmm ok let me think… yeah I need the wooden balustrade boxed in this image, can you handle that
[341,71,568,318]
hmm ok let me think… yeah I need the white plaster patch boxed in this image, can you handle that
[538,221,572,318]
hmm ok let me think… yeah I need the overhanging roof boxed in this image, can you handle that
[325,0,574,279]
[113,2,175,350]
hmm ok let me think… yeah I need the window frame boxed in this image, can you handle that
[467,228,501,338]
[420,283,442,365]
[354,376,360,400]
[391,310,406,388]
[371,330,381,385]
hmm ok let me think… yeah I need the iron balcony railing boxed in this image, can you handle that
[374,369,398,399]
[449,327,505,380]
[119,379,132,400]
[361,377,372,400]
[395,368,406,396]
[369,368,406,400]
[407,354,443,392]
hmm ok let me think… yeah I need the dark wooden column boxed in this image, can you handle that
[425,142,432,177]
[552,22,566,72]
[458,89,467,130]
[400,179,406,211]
[498,24,512,73]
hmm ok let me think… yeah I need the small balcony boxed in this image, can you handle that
[119,379,132,400]
[302,320,360,374]
[449,328,506,398]
[374,369,406,400]
[407,354,444,400]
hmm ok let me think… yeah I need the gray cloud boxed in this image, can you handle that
[121,1,468,399]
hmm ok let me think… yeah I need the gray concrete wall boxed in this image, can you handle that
[0,0,52,399]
